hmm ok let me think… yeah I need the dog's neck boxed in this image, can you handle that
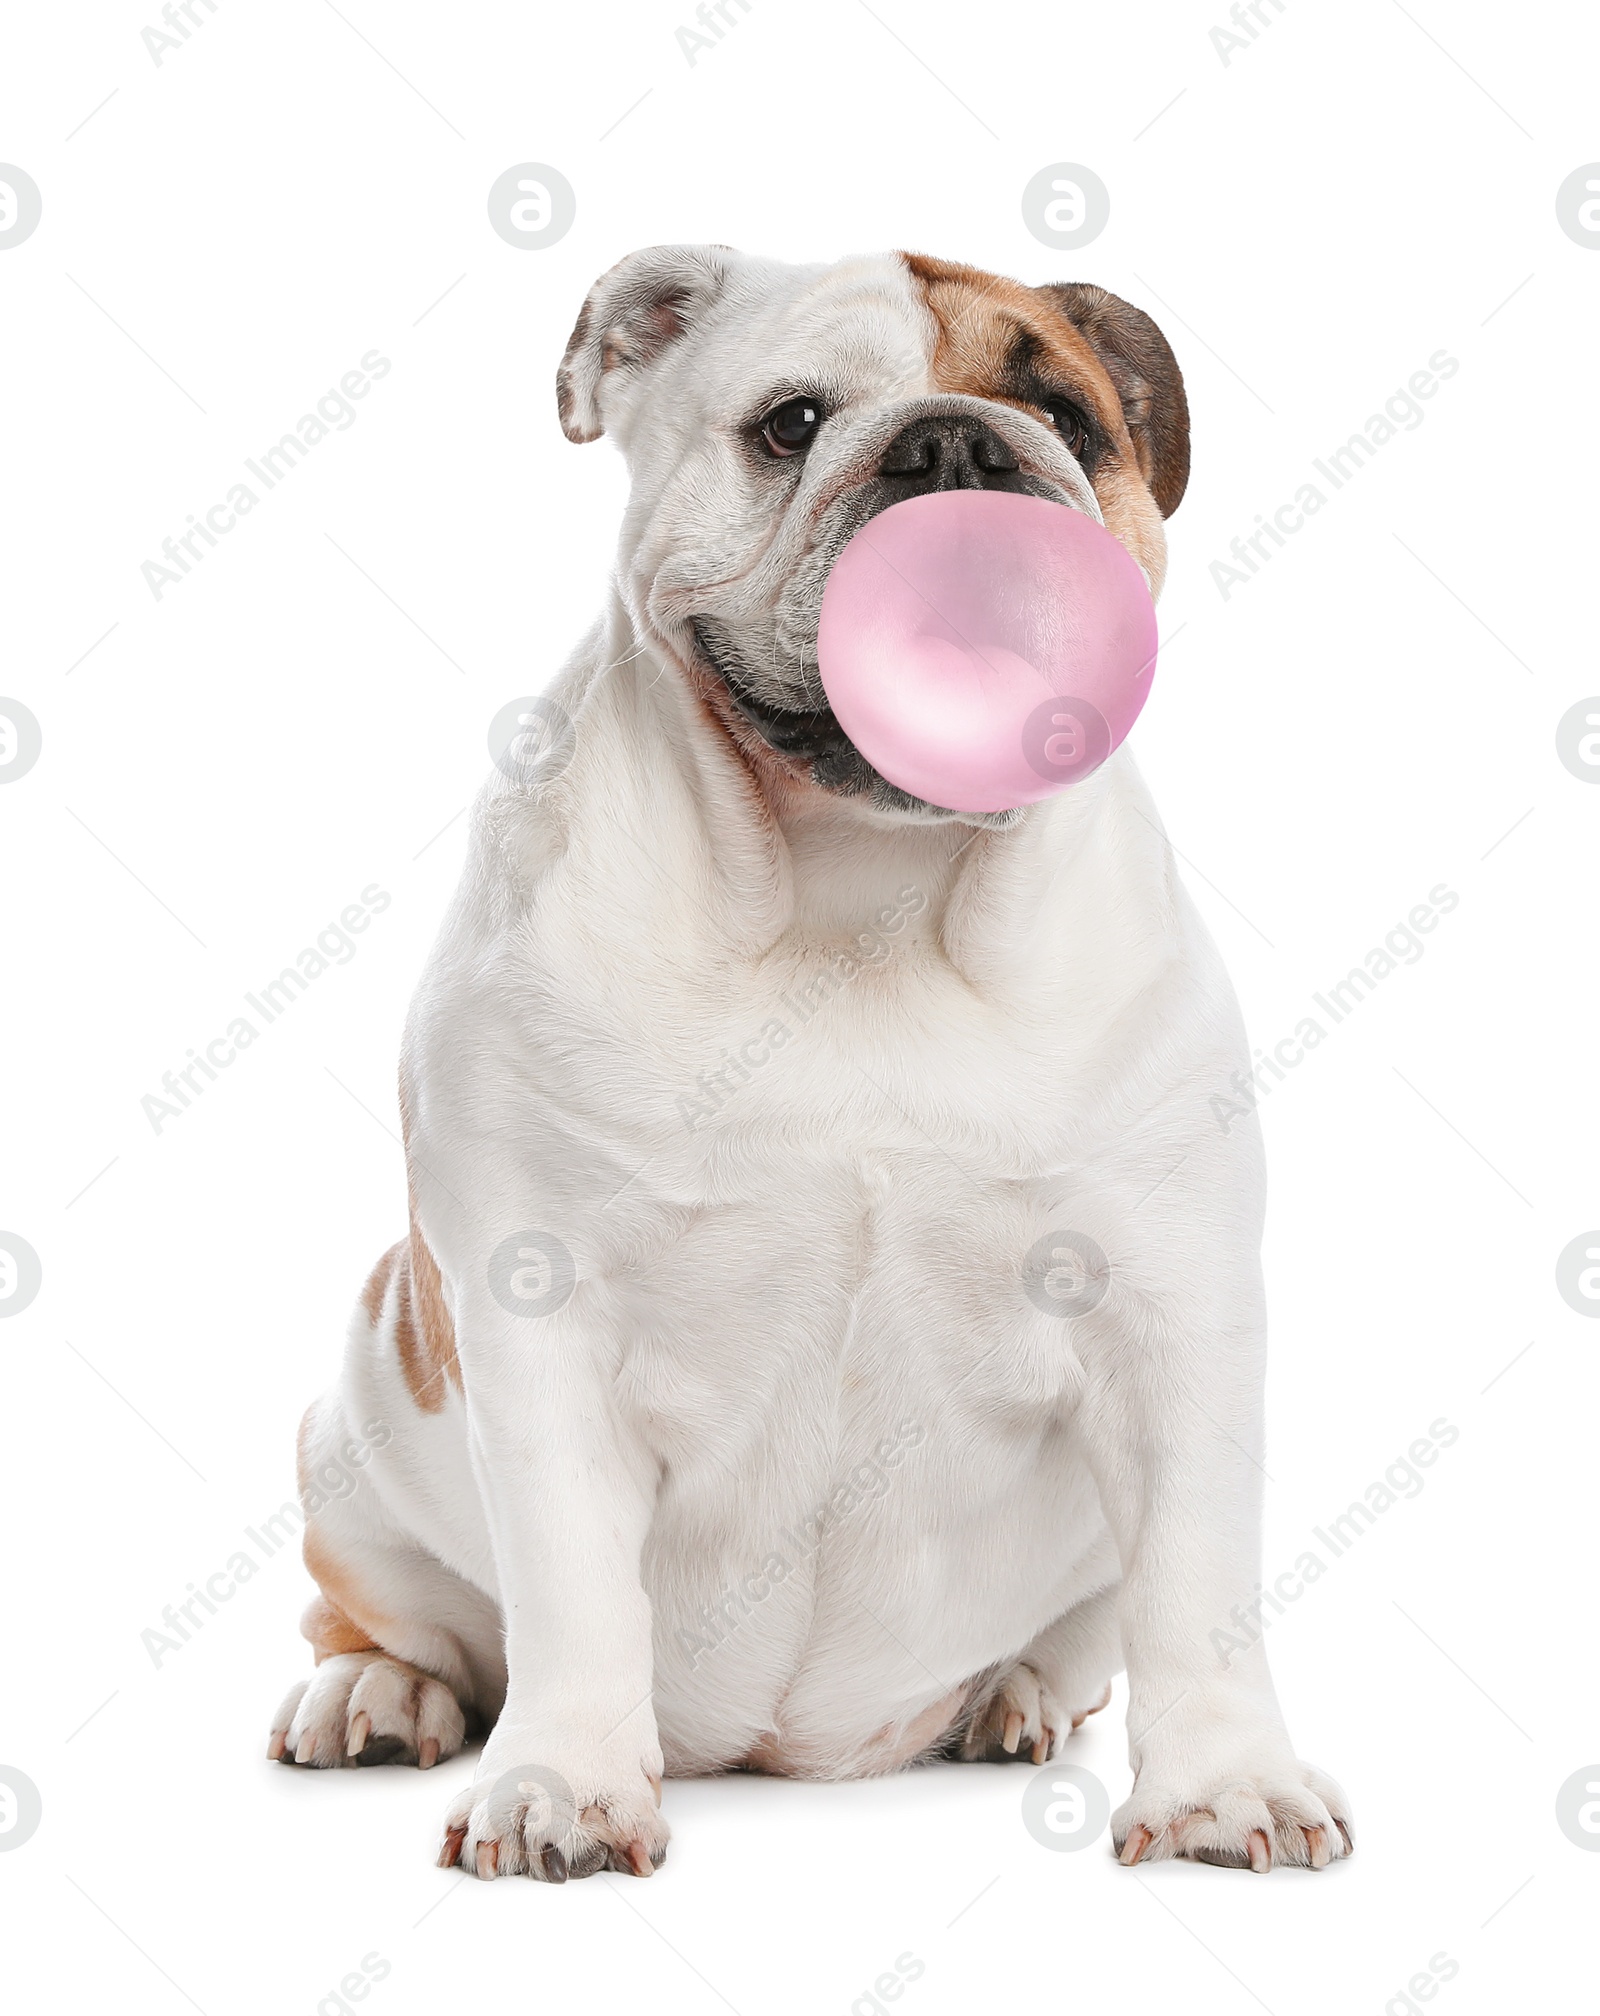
[620,603,988,939]
[767,786,983,942]
[583,602,1174,1023]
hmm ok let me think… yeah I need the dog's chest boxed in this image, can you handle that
[561,945,1110,1751]
[547,917,1110,1424]
[583,933,1089,1359]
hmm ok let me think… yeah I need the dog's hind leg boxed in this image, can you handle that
[267,1250,508,1770]
[956,1583,1122,1764]
[268,1415,506,1769]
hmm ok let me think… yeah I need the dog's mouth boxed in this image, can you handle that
[692,620,840,760]
[691,616,949,812]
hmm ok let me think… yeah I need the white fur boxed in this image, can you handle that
[278,249,1350,1880]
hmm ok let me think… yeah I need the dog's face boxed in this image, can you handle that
[558,248,1190,823]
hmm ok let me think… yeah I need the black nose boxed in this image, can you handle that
[876,413,1026,496]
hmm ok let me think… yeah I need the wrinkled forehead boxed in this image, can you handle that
[660,251,1126,441]
[666,253,934,419]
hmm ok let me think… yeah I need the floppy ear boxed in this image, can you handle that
[1035,282,1191,517]
[556,244,734,444]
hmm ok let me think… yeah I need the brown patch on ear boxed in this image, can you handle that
[557,244,733,443]
[1033,282,1190,516]
[556,297,600,442]
[558,286,695,441]
[601,294,688,373]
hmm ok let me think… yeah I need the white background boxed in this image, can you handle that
[2,1,1597,2010]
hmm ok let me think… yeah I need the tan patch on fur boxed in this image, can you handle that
[300,1592,380,1663]
[301,1530,386,1664]
[392,1217,460,1412]
[360,1240,401,1324]
[384,1070,463,1412]
[353,1233,460,1413]
[297,1408,389,1662]
[900,252,1170,586]
[904,253,1122,432]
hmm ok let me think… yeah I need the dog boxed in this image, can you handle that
[270,245,1352,1881]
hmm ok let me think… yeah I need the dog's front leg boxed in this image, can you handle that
[1080,1215,1353,1873]
[438,1284,668,1884]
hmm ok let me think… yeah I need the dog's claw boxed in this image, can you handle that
[1335,1819,1354,1857]
[346,1711,371,1758]
[1247,1829,1272,1874]
[438,1824,467,1870]
[540,1843,568,1884]
[418,1737,440,1770]
[627,1840,654,1877]
[1304,1824,1330,1869]
[267,1731,287,1762]
[1002,1711,1024,1754]
[1031,1733,1049,1765]
[1119,1823,1154,1867]
[475,1841,498,1881]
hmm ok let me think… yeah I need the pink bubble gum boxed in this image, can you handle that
[815,490,1158,814]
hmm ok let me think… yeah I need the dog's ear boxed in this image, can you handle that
[557,244,734,444]
[1035,283,1190,517]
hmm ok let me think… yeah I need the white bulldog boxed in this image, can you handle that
[271,245,1352,1882]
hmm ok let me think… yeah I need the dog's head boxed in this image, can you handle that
[558,247,1189,823]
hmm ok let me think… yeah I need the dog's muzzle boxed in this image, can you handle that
[693,403,1084,810]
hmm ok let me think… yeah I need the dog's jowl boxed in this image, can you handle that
[268,246,1351,1881]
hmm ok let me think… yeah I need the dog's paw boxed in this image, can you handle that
[1112,1759,1353,1872]
[958,1664,1111,1764]
[269,1652,466,1770]
[439,1739,669,1882]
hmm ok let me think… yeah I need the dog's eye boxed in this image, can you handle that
[1040,400,1089,459]
[760,397,824,457]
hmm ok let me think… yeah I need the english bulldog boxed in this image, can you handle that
[270,246,1352,1881]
